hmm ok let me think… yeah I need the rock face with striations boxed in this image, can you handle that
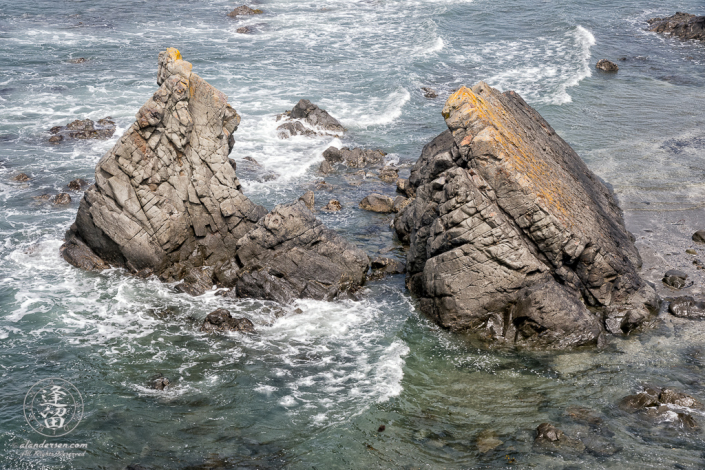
[61,49,369,303]
[394,83,658,349]
[648,12,705,41]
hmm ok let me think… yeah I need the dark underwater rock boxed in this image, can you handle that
[596,59,619,72]
[392,82,658,349]
[200,308,255,333]
[648,12,705,41]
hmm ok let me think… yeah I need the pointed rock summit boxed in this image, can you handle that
[394,83,658,349]
[61,49,369,302]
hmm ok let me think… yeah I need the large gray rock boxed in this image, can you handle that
[234,201,369,303]
[393,83,658,349]
[61,48,267,282]
[648,12,705,41]
[322,146,386,168]
[276,99,344,138]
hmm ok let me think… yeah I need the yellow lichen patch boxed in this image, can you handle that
[448,84,583,229]
[166,47,182,61]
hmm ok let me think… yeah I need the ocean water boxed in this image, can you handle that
[1,0,705,468]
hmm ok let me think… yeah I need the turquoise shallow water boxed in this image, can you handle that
[1,1,705,468]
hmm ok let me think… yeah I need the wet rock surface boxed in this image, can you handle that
[668,296,705,318]
[276,99,344,138]
[322,199,341,211]
[12,173,30,182]
[234,201,369,303]
[227,5,263,18]
[298,190,315,211]
[534,423,585,452]
[393,83,658,349]
[200,308,255,333]
[322,146,386,169]
[648,12,705,41]
[596,59,619,72]
[49,117,116,141]
[53,193,71,205]
[421,87,438,99]
[663,269,688,289]
[152,375,170,390]
[620,387,701,430]
[67,178,89,191]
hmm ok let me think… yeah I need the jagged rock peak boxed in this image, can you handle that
[61,48,267,282]
[394,82,658,349]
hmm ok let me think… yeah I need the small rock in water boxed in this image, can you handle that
[227,5,263,17]
[596,59,619,72]
[323,199,342,211]
[276,100,344,138]
[276,120,315,139]
[319,160,334,174]
[377,166,398,183]
[201,308,255,333]
[377,425,385,432]
[322,146,385,168]
[421,87,438,99]
[315,180,334,192]
[299,190,315,211]
[68,58,87,64]
[359,194,395,213]
[669,296,705,319]
[236,26,254,34]
[371,256,405,275]
[49,117,116,140]
[663,269,688,289]
[243,156,260,165]
[686,249,697,255]
[392,195,411,213]
[647,12,705,42]
[48,134,63,143]
[534,423,585,452]
[152,376,170,390]
[659,388,702,408]
[692,230,705,243]
[53,193,71,205]
[67,178,88,191]
[619,388,661,411]
[12,173,30,182]
[565,406,603,425]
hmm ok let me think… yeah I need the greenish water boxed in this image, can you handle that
[1,0,705,468]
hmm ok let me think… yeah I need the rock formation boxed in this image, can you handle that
[49,117,116,141]
[232,201,369,303]
[322,146,386,168]
[61,49,369,303]
[227,5,263,18]
[595,59,619,72]
[648,12,705,41]
[276,100,345,138]
[393,82,658,349]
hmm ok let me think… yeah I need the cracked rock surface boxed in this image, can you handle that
[60,49,369,303]
[393,82,658,349]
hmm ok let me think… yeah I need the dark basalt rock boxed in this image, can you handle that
[663,269,688,289]
[50,117,116,140]
[276,99,344,138]
[421,87,438,99]
[359,194,395,213]
[234,201,369,303]
[67,178,89,191]
[393,83,658,349]
[227,5,263,18]
[596,59,619,72]
[668,296,705,318]
[648,12,705,41]
[200,308,255,333]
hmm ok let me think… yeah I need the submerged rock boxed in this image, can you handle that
[534,423,585,452]
[648,12,705,41]
[49,117,116,141]
[67,178,89,191]
[12,173,30,182]
[596,59,619,72]
[393,83,658,349]
[227,5,263,18]
[323,199,342,211]
[668,296,705,318]
[53,193,71,205]
[152,376,170,390]
[359,194,395,213]
[234,201,369,303]
[276,99,344,138]
[421,87,438,99]
[663,269,688,289]
[620,386,701,430]
[370,256,405,275]
[692,230,705,243]
[200,308,255,333]
[322,146,386,168]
